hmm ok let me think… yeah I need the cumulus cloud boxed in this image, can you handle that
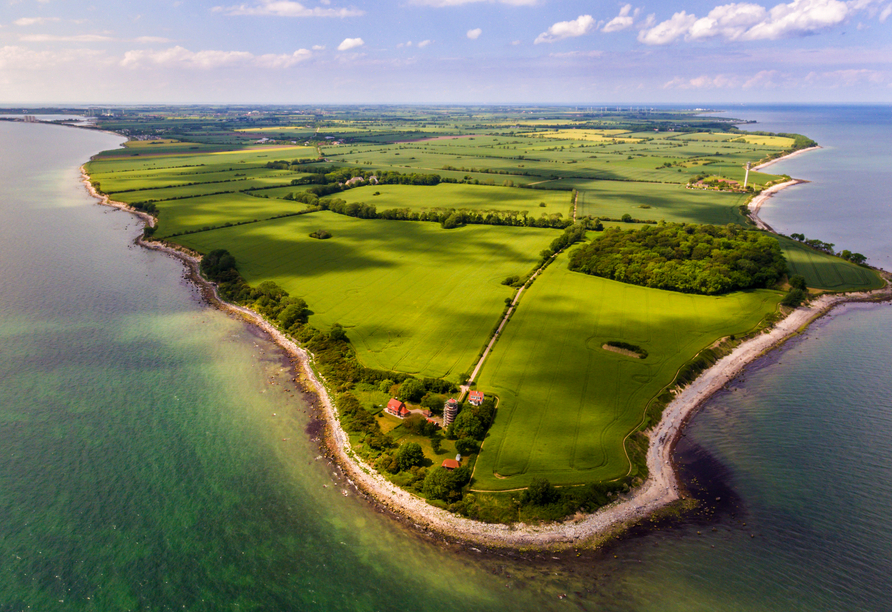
[120,45,312,68]
[602,4,640,32]
[467,27,482,39]
[534,14,595,43]
[417,39,432,47]
[213,0,364,17]
[638,0,871,45]
[312,44,326,50]
[638,10,697,44]
[337,37,364,51]
[881,4,892,21]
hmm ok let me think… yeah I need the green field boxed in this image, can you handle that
[473,255,783,490]
[338,183,573,217]
[175,212,555,379]
[572,180,750,225]
[777,236,884,291]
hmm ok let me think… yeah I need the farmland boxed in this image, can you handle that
[176,212,554,379]
[473,255,782,489]
[83,105,880,519]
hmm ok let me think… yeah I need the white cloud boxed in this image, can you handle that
[0,45,105,70]
[14,17,60,26]
[743,0,849,40]
[120,45,312,69]
[639,0,864,44]
[534,14,595,43]
[410,0,537,6]
[881,4,892,20]
[337,37,364,51]
[312,44,326,50]
[467,27,482,39]
[602,5,640,32]
[417,39,432,47]
[743,69,781,87]
[134,36,174,43]
[688,3,767,40]
[213,0,364,17]
[638,11,697,44]
[663,73,740,88]
[549,50,604,58]
[20,34,115,42]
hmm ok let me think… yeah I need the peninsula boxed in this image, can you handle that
[77,105,886,548]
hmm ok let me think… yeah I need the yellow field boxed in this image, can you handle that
[733,135,797,147]
[520,129,641,143]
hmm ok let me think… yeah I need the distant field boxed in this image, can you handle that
[174,212,556,380]
[571,180,750,225]
[777,236,884,291]
[473,257,782,490]
[733,135,796,147]
[338,183,573,217]
[519,129,641,144]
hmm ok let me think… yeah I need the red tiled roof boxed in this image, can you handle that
[441,459,460,469]
[469,391,484,400]
[386,398,405,411]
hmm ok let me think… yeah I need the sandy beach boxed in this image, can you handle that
[82,150,891,550]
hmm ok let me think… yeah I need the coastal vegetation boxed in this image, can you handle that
[83,106,883,525]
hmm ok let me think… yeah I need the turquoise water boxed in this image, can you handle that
[2,108,891,611]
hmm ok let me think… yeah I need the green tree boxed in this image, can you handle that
[277,299,309,328]
[789,274,807,291]
[521,478,558,506]
[396,442,424,471]
[378,379,395,394]
[397,378,425,402]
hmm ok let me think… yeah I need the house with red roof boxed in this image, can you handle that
[468,390,484,406]
[441,459,460,470]
[385,398,410,418]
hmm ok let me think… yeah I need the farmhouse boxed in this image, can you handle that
[441,459,460,470]
[385,398,409,418]
[468,390,484,406]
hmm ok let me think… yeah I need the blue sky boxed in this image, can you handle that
[2,0,891,104]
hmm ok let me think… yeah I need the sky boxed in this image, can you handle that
[1,0,891,105]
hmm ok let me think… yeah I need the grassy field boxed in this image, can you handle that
[473,255,782,490]
[175,212,556,380]
[338,183,573,217]
[571,180,750,225]
[777,236,884,291]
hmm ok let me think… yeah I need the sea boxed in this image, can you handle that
[0,106,889,611]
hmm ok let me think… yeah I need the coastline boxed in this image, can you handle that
[752,145,821,171]
[81,144,890,550]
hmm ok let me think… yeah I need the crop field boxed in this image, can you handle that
[777,236,884,291]
[733,135,796,147]
[338,183,573,216]
[519,129,642,144]
[150,193,307,236]
[473,256,782,490]
[175,212,556,379]
[570,180,750,225]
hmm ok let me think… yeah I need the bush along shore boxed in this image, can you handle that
[82,152,892,550]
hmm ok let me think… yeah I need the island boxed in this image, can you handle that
[79,105,888,548]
